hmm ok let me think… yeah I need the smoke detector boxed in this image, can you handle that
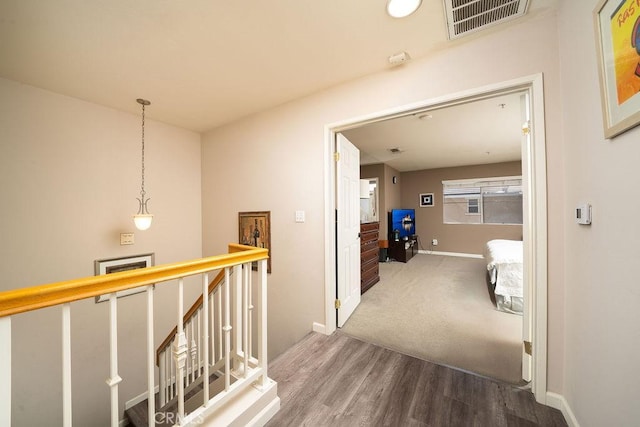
[388,51,411,66]
[443,0,530,40]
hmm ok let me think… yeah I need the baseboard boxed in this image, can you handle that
[546,392,580,427]
[312,322,327,334]
[124,385,159,410]
[245,395,280,427]
[418,250,483,259]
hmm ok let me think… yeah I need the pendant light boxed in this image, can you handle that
[133,98,153,230]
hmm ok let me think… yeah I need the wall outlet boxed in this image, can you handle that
[432,239,438,246]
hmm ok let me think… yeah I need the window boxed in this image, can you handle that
[443,176,523,225]
[467,198,480,215]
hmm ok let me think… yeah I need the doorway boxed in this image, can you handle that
[322,75,548,403]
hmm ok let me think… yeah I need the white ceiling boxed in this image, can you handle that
[0,0,558,136]
[342,91,525,172]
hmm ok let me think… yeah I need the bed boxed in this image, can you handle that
[484,239,523,314]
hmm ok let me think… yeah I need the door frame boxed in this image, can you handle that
[322,74,548,403]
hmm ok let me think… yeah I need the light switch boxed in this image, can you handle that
[295,210,305,223]
[120,233,135,245]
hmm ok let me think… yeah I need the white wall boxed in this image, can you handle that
[0,78,203,425]
[557,1,640,425]
[202,8,566,392]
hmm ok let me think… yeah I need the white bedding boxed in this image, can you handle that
[485,239,523,313]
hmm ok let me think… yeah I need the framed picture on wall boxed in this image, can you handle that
[419,193,434,207]
[594,0,640,138]
[238,211,271,273]
[94,253,154,303]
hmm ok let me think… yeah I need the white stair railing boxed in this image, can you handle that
[155,260,263,424]
[0,244,272,427]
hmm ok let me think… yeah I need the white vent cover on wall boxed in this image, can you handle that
[443,0,530,40]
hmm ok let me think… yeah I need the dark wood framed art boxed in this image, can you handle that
[238,211,271,273]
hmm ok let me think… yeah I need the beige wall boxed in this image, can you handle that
[558,1,640,425]
[401,162,522,254]
[202,9,565,394]
[0,79,203,425]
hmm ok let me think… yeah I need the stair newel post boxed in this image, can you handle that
[223,267,232,391]
[257,258,268,387]
[106,294,122,427]
[202,272,210,406]
[146,286,155,427]
[0,317,11,427]
[173,279,188,425]
[62,303,72,427]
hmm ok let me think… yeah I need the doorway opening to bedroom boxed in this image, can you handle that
[324,75,548,401]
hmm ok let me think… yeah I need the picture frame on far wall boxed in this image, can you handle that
[594,0,640,138]
[238,211,271,273]
[419,193,434,207]
[94,253,154,303]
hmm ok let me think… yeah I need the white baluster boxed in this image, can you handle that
[159,350,166,408]
[216,286,222,362]
[257,259,268,387]
[189,320,198,382]
[196,308,201,378]
[242,263,249,378]
[232,264,242,374]
[0,317,11,427]
[106,294,122,427]
[62,304,72,427]
[248,267,253,359]
[168,345,174,400]
[173,279,187,424]
[146,286,155,427]
[209,291,214,364]
[202,273,210,406]
[185,322,191,386]
[223,268,232,390]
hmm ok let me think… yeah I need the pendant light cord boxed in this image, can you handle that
[140,102,146,199]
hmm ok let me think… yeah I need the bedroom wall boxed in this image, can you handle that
[201,8,565,393]
[557,1,640,425]
[0,78,203,426]
[401,161,522,254]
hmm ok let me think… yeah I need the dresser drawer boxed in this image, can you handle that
[360,221,380,293]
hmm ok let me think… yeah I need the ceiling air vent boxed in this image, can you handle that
[443,0,529,40]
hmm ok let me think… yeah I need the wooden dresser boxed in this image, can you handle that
[360,222,380,293]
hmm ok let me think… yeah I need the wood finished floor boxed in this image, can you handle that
[266,332,566,427]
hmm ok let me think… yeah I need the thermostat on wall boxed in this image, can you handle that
[576,203,591,225]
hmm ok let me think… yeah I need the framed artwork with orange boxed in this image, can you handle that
[594,0,640,138]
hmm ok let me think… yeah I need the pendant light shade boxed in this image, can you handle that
[134,98,153,230]
[134,214,153,231]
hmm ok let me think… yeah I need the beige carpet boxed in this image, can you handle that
[340,254,523,384]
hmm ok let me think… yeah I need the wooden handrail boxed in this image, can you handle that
[155,270,225,365]
[0,244,268,318]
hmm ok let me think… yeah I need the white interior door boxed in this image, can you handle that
[336,133,361,327]
[520,92,533,382]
